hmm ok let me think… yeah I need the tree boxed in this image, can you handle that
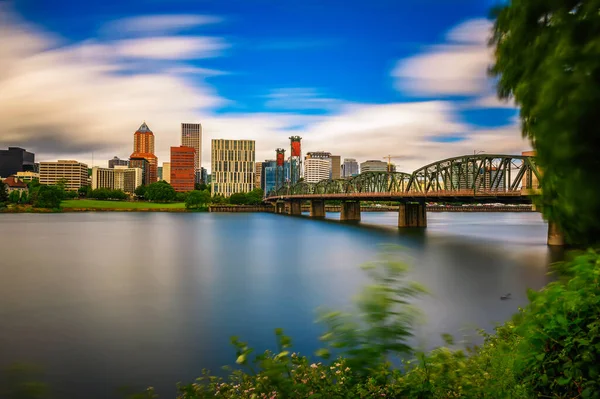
[8,190,21,204]
[490,0,600,245]
[176,192,189,202]
[0,181,8,204]
[211,194,228,204]
[229,192,247,205]
[33,185,63,209]
[78,185,91,198]
[245,188,264,205]
[195,183,210,192]
[185,190,211,209]
[19,191,29,204]
[145,181,176,202]
[134,185,146,199]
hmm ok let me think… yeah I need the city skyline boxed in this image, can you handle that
[0,1,529,173]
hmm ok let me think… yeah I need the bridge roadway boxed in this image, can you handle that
[263,153,562,245]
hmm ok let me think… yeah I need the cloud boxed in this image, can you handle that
[392,18,494,97]
[114,36,229,59]
[103,14,223,36]
[264,88,342,112]
[0,7,529,176]
[465,94,516,109]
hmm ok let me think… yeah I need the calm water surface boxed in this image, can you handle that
[0,212,555,398]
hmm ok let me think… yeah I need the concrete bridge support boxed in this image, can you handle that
[288,200,302,216]
[341,201,361,222]
[547,221,564,246]
[275,201,286,214]
[398,203,427,228]
[310,200,326,218]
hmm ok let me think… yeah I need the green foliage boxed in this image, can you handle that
[228,189,264,205]
[513,250,600,398]
[8,190,21,204]
[0,181,8,203]
[228,192,247,205]
[185,190,211,209]
[33,185,63,209]
[316,245,426,375]
[211,194,228,204]
[88,188,128,200]
[78,185,91,198]
[490,0,600,245]
[134,185,147,199]
[19,191,29,204]
[0,363,50,399]
[176,192,189,202]
[145,181,176,203]
[63,190,78,199]
[195,183,210,192]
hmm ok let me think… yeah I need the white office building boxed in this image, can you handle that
[304,158,331,183]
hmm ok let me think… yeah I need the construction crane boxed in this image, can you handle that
[383,155,402,172]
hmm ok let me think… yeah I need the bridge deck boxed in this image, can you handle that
[266,190,533,203]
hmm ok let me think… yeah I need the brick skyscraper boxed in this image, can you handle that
[129,122,158,184]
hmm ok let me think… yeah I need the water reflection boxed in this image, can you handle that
[0,212,551,398]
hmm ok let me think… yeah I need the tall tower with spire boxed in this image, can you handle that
[130,122,158,184]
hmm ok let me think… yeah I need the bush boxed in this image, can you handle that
[176,192,189,202]
[33,185,63,209]
[88,188,127,200]
[185,190,210,209]
[8,190,21,204]
[145,181,176,203]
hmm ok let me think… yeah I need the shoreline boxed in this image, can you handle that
[2,204,535,213]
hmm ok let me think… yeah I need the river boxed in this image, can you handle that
[0,212,556,398]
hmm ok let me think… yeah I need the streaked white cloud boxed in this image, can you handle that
[0,8,529,175]
[103,14,223,36]
[392,18,494,97]
[264,88,343,112]
[114,36,228,59]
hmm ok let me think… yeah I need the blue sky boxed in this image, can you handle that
[2,0,524,172]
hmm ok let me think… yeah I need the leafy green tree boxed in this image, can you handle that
[185,190,211,209]
[8,190,21,204]
[134,185,146,199]
[211,194,228,204]
[490,0,600,245]
[145,181,176,202]
[63,190,77,199]
[175,192,189,202]
[245,188,264,205]
[33,186,62,209]
[229,192,247,205]
[0,181,8,204]
[78,185,91,198]
[19,191,29,204]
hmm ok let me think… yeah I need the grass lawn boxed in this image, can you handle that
[61,199,186,209]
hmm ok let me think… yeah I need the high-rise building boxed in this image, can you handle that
[129,157,150,185]
[262,160,289,195]
[39,160,89,190]
[91,166,143,194]
[162,162,171,183]
[181,123,202,172]
[211,139,255,196]
[108,156,128,169]
[342,158,359,178]
[170,146,196,192]
[330,155,341,179]
[255,162,264,190]
[304,158,331,183]
[200,167,208,185]
[130,122,158,183]
[0,147,35,178]
[157,166,163,180]
[360,160,388,173]
[15,171,40,182]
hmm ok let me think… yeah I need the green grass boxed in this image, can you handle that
[61,199,186,209]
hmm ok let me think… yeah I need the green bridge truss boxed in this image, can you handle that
[271,154,542,197]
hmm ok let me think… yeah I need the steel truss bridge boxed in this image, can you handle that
[266,154,541,203]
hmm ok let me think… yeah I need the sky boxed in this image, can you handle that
[0,0,526,173]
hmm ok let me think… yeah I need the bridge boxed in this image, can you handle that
[265,154,561,245]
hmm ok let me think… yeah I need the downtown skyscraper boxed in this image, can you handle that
[181,123,202,172]
[130,122,158,184]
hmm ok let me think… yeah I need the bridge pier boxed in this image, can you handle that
[398,202,427,228]
[310,200,326,218]
[275,201,286,214]
[340,201,361,222]
[547,221,564,246]
[288,200,302,216]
